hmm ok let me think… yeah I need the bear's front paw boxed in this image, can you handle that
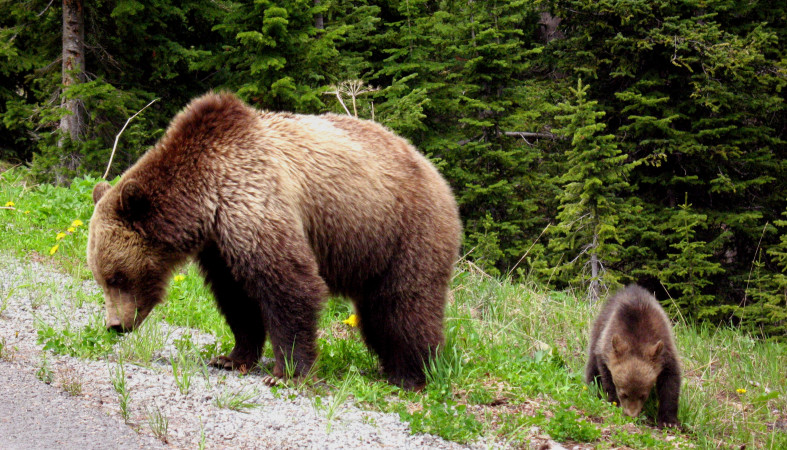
[260,375,282,387]
[209,355,255,375]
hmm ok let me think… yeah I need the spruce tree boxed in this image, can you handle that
[548,79,633,301]
[743,208,787,334]
[658,195,724,318]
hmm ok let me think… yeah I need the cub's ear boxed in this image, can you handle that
[611,334,629,356]
[92,182,111,204]
[118,180,150,221]
[649,340,664,360]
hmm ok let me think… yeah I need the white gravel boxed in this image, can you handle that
[0,256,489,449]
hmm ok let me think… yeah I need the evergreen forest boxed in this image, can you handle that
[1,0,785,336]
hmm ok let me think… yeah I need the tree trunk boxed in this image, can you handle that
[58,0,85,183]
[314,0,323,30]
[590,250,600,303]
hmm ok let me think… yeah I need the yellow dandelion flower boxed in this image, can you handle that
[49,244,59,255]
[56,232,67,241]
[342,314,359,327]
[737,388,746,394]
[67,227,76,233]
[173,274,186,282]
[4,201,14,207]
[612,401,617,406]
[583,385,588,391]
[24,210,30,214]
[71,219,84,227]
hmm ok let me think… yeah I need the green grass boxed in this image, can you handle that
[110,357,132,422]
[214,386,260,412]
[2,166,786,448]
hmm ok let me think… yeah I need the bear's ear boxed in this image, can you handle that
[92,182,111,204]
[648,340,664,360]
[611,334,629,356]
[118,180,150,222]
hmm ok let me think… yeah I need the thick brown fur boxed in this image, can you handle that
[585,284,681,427]
[87,92,462,390]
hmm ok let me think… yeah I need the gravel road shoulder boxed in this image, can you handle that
[0,256,487,449]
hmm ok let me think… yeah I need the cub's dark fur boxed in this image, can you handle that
[585,284,681,427]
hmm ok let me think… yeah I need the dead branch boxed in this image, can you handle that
[324,80,379,118]
[103,98,158,179]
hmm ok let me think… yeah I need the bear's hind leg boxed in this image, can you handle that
[585,354,601,387]
[357,282,446,391]
[199,243,266,373]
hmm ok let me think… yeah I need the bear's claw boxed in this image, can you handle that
[260,375,282,387]
[208,355,254,375]
[657,419,680,429]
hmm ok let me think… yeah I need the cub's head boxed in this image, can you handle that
[607,334,664,418]
[87,181,175,332]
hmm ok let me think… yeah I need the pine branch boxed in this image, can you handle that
[502,131,564,140]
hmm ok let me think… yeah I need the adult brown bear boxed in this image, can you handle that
[87,92,462,390]
[585,284,681,427]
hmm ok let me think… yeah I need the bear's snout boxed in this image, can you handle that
[105,315,128,333]
[107,323,128,334]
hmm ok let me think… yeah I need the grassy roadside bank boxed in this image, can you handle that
[1,166,785,448]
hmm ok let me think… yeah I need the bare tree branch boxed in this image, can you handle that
[38,0,56,16]
[103,98,158,179]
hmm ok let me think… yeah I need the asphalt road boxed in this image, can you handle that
[0,361,165,449]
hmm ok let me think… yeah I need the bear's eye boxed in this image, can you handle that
[107,272,127,287]
[620,393,628,400]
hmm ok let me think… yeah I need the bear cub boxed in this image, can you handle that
[585,284,681,427]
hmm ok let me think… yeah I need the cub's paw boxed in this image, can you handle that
[657,418,680,429]
[387,374,425,392]
[208,355,255,375]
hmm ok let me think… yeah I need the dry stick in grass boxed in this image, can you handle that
[739,221,770,322]
[659,280,689,328]
[103,98,159,179]
[506,223,551,279]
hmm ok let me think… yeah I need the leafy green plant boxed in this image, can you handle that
[36,315,116,359]
[400,399,482,443]
[36,353,54,384]
[545,406,601,443]
[610,429,671,449]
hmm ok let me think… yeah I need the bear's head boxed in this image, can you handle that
[88,181,176,332]
[607,334,664,418]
